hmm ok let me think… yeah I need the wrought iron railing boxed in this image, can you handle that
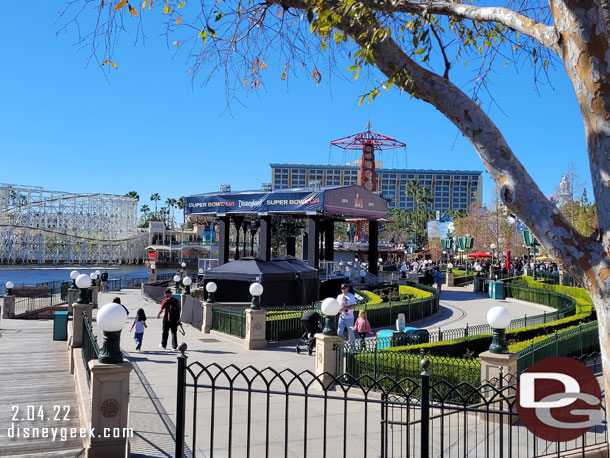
[517,321,599,373]
[82,312,100,384]
[264,305,318,341]
[211,307,246,338]
[175,356,608,458]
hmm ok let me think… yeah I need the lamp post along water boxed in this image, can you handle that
[70,270,79,289]
[75,274,92,304]
[206,281,217,303]
[487,306,511,354]
[97,302,128,364]
[321,297,341,336]
[173,274,181,293]
[5,281,14,296]
[249,282,263,310]
[89,272,98,287]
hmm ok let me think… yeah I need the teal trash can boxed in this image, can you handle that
[495,281,505,300]
[489,281,496,299]
[53,311,68,341]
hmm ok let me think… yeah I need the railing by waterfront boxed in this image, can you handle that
[211,307,246,338]
[13,291,63,316]
[82,312,100,384]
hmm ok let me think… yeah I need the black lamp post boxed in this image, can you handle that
[321,298,341,336]
[487,306,511,354]
[206,282,217,303]
[97,302,128,364]
[75,274,92,304]
[249,282,263,310]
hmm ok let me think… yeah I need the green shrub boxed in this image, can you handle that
[398,284,432,298]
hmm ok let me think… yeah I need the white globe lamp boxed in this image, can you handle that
[183,276,193,294]
[249,282,264,309]
[173,274,181,282]
[206,281,217,303]
[447,262,454,272]
[97,302,128,363]
[89,272,98,287]
[5,281,14,295]
[70,270,79,289]
[321,297,341,336]
[75,274,92,304]
[487,306,511,354]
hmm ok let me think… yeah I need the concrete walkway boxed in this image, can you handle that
[415,284,555,331]
[89,285,558,457]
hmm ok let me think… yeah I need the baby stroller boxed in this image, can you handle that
[296,310,321,355]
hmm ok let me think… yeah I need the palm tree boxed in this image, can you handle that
[165,198,177,229]
[178,196,186,225]
[125,191,139,200]
[140,204,150,215]
[150,193,161,212]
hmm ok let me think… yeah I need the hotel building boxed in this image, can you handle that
[270,163,483,211]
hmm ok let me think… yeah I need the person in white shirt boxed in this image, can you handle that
[336,284,357,345]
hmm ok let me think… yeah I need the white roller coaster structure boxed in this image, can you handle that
[0,183,147,265]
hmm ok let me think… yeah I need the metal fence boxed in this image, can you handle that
[532,270,580,287]
[174,355,607,458]
[211,307,246,339]
[265,305,318,341]
[517,321,600,373]
[13,291,62,316]
[82,312,100,384]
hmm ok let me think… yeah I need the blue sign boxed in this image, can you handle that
[186,190,324,215]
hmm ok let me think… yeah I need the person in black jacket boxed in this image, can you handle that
[100,270,109,293]
[156,289,181,350]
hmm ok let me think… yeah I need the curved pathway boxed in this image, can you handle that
[405,284,556,332]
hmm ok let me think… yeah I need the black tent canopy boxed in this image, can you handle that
[204,257,319,306]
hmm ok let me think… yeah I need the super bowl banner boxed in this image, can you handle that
[185,191,324,215]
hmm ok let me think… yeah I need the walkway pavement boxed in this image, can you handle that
[0,318,83,457]
[414,284,555,331]
[90,285,557,457]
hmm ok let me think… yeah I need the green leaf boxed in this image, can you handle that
[178,1,186,7]
[199,29,208,42]
[307,9,314,23]
[215,11,223,21]
[207,26,217,38]
[414,47,426,55]
[321,40,327,51]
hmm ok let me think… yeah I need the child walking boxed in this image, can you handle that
[130,308,147,351]
[353,310,372,348]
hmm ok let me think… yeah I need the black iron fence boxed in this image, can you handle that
[517,321,600,373]
[265,305,319,341]
[13,291,62,315]
[174,355,607,458]
[211,307,246,338]
[82,312,100,384]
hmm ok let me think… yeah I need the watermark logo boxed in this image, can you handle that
[516,356,603,442]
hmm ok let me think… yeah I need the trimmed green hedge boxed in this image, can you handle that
[380,279,595,358]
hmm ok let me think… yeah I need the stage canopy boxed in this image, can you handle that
[185,185,388,220]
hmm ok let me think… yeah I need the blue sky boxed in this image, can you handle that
[0,3,591,212]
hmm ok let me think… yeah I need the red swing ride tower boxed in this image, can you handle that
[330,122,406,241]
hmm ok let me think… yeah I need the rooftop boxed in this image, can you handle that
[269,163,482,175]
